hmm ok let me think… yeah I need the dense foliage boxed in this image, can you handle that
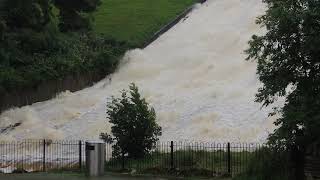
[235,147,291,180]
[0,0,127,98]
[53,0,101,32]
[4,0,52,30]
[100,83,162,158]
[246,0,320,179]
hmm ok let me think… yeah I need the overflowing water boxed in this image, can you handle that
[0,0,280,142]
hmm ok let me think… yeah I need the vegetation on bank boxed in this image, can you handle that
[0,0,126,98]
[244,0,320,179]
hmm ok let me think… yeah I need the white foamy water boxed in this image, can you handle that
[0,0,279,142]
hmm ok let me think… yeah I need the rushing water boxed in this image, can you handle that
[0,0,279,142]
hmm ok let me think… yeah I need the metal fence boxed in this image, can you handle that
[0,140,264,176]
[0,140,85,173]
[106,141,264,176]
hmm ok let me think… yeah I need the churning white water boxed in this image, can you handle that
[0,0,279,142]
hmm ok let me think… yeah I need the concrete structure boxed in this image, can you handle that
[85,141,105,176]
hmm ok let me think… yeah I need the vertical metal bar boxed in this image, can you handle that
[21,141,24,171]
[175,142,177,170]
[219,144,222,173]
[56,141,58,170]
[184,142,187,171]
[170,141,174,170]
[244,144,250,171]
[205,144,207,170]
[11,142,16,170]
[213,143,216,174]
[37,140,38,171]
[43,139,46,172]
[79,141,82,171]
[69,141,71,169]
[121,152,125,170]
[6,142,8,172]
[227,142,231,175]
[12,142,14,173]
[29,141,32,171]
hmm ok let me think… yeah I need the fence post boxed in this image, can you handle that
[79,140,82,171]
[122,152,125,170]
[170,141,174,170]
[227,142,231,175]
[43,139,46,172]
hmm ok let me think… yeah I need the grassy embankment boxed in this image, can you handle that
[94,0,195,47]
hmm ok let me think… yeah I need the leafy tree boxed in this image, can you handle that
[3,0,52,31]
[0,0,59,52]
[100,83,162,159]
[0,0,125,110]
[53,0,101,32]
[246,0,320,179]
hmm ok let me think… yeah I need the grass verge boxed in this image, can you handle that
[93,0,196,46]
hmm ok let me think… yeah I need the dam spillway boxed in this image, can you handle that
[0,0,278,142]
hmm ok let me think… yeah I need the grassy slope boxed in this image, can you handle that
[93,0,195,46]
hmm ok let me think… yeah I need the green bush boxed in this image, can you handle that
[234,147,291,180]
[100,83,162,159]
[53,0,101,32]
[0,0,128,98]
[4,0,52,30]
[0,32,127,93]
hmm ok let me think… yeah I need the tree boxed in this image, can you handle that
[246,0,320,179]
[4,0,52,31]
[53,0,101,32]
[100,83,162,159]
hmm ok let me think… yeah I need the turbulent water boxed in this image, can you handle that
[0,0,279,142]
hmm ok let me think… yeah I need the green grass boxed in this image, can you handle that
[93,0,195,46]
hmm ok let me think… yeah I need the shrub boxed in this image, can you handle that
[100,83,162,159]
[235,147,291,180]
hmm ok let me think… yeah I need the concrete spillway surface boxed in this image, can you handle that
[0,0,279,142]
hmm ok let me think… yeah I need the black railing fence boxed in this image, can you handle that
[0,140,85,173]
[0,140,264,176]
[106,141,264,176]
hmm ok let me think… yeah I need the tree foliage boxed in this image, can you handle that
[100,83,162,159]
[246,0,320,178]
[4,0,52,31]
[53,0,101,32]
[0,0,127,103]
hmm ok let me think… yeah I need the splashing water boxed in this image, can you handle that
[0,0,280,142]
